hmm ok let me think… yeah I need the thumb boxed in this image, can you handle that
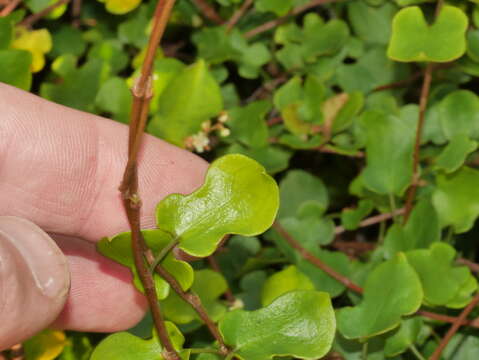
[0,216,70,350]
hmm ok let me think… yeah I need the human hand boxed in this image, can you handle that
[0,83,208,350]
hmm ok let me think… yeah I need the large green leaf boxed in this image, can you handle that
[97,230,194,299]
[405,242,477,307]
[360,106,417,195]
[432,166,479,233]
[387,5,468,62]
[0,49,32,90]
[219,290,335,360]
[439,90,479,140]
[156,154,279,257]
[337,254,423,339]
[90,323,189,360]
[148,59,223,147]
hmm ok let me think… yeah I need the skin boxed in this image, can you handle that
[0,82,208,349]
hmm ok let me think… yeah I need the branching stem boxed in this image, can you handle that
[19,0,70,28]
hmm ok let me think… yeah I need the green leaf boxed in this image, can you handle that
[384,317,423,357]
[405,242,477,307]
[337,253,423,339]
[23,330,67,360]
[387,5,468,62]
[219,290,336,360]
[97,230,194,299]
[261,265,314,306]
[360,106,417,195]
[280,216,335,246]
[156,154,279,257]
[432,166,479,233]
[439,90,479,140]
[88,40,128,74]
[50,26,86,58]
[90,323,189,360]
[162,269,227,324]
[443,333,479,359]
[435,134,478,173]
[340,199,374,230]
[0,49,32,90]
[95,77,132,123]
[58,334,92,360]
[225,143,292,174]
[148,59,223,147]
[0,17,13,49]
[101,0,141,15]
[255,0,293,16]
[227,100,270,148]
[347,1,397,45]
[278,170,329,219]
[384,198,440,257]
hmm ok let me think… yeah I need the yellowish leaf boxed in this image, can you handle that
[12,28,52,73]
[103,0,142,15]
[23,330,67,360]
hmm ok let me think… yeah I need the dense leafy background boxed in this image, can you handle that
[4,0,479,359]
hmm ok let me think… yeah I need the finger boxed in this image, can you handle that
[0,82,208,242]
[0,216,70,350]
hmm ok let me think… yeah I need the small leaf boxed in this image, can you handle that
[439,90,479,140]
[156,154,279,257]
[387,5,468,62]
[148,59,223,147]
[340,199,374,231]
[405,242,477,307]
[255,0,293,16]
[432,166,479,233]
[23,330,67,360]
[95,77,132,123]
[90,323,189,360]
[384,317,423,357]
[162,269,227,324]
[337,253,423,339]
[97,230,194,299]
[225,143,292,174]
[100,0,142,14]
[58,333,92,360]
[0,49,32,90]
[261,265,314,306]
[219,290,336,360]
[435,134,478,173]
[12,27,52,73]
[227,100,270,148]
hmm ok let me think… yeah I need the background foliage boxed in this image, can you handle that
[3,0,479,359]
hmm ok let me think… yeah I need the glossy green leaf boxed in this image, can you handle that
[220,290,335,360]
[156,154,279,257]
[435,134,478,173]
[337,254,423,339]
[384,198,440,257]
[360,106,417,195]
[261,265,314,306]
[97,230,194,299]
[90,323,189,360]
[387,6,468,62]
[148,59,223,147]
[384,317,423,357]
[405,242,477,307]
[432,166,479,233]
[0,49,32,90]
[225,143,292,174]
[162,269,227,324]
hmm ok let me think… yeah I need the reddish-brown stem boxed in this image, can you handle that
[152,262,230,356]
[429,293,479,360]
[334,208,405,235]
[71,0,81,27]
[244,0,343,39]
[19,0,70,27]
[0,0,21,16]
[226,0,253,32]
[192,0,223,25]
[403,64,433,223]
[207,255,236,303]
[273,221,364,293]
[373,71,422,92]
[457,258,479,273]
[119,0,179,359]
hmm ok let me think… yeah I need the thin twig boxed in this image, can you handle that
[334,208,405,235]
[0,0,21,16]
[226,0,253,32]
[119,0,179,359]
[429,293,479,360]
[373,71,422,92]
[192,0,223,24]
[153,261,230,356]
[403,64,433,223]
[273,221,364,293]
[244,0,343,39]
[457,258,479,273]
[71,0,81,27]
[19,0,70,27]
[207,255,236,303]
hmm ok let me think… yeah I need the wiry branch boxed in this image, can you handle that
[19,0,70,28]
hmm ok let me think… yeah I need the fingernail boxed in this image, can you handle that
[0,216,70,298]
